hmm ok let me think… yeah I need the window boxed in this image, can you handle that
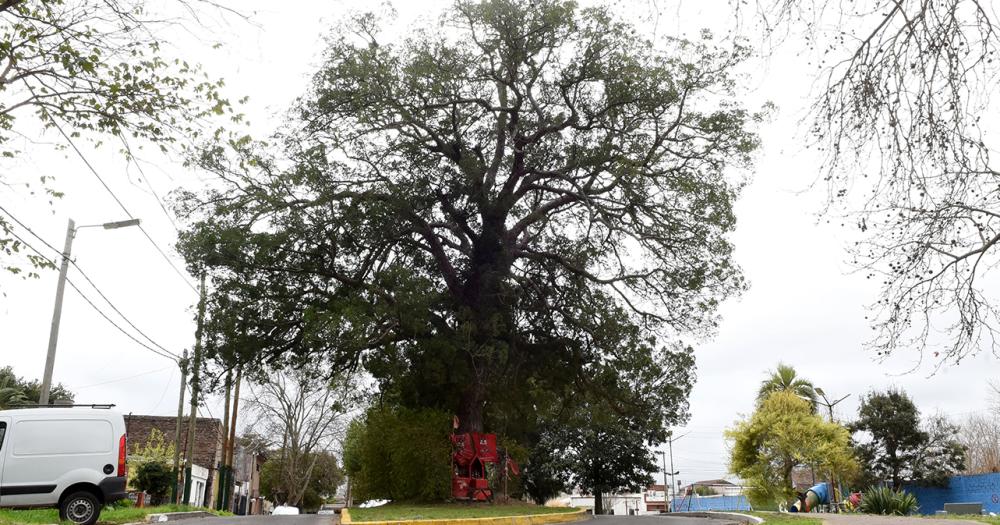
[0,422,6,450]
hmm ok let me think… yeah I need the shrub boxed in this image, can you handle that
[134,461,173,505]
[343,405,451,502]
[859,486,919,515]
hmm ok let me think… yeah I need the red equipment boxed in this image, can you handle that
[451,431,504,501]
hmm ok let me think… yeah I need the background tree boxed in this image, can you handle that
[261,450,342,511]
[0,366,73,407]
[727,391,858,507]
[960,412,1000,474]
[0,0,234,277]
[177,0,762,435]
[245,365,357,507]
[757,363,817,409]
[127,428,175,491]
[852,388,964,488]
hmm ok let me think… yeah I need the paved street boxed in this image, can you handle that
[591,515,741,525]
[820,514,979,525]
[171,515,337,525]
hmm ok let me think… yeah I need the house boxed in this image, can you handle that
[680,479,742,497]
[643,484,668,512]
[125,414,225,507]
[231,441,267,515]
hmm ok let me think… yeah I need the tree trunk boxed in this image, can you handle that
[594,487,604,515]
[457,381,485,433]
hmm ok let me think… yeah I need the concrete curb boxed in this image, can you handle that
[342,508,587,525]
[145,511,217,522]
[666,511,763,524]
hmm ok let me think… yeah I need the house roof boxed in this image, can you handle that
[691,479,735,486]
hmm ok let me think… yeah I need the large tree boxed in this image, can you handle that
[0,366,73,408]
[178,0,761,434]
[727,391,857,507]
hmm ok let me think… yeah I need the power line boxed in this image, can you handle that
[74,365,174,389]
[4,227,178,362]
[0,204,179,358]
[37,101,199,295]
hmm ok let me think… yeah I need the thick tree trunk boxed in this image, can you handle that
[457,381,486,433]
[594,488,604,515]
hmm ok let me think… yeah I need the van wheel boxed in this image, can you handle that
[60,491,101,525]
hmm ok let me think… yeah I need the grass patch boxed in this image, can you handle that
[0,504,229,525]
[920,516,1000,524]
[746,511,823,525]
[348,503,580,522]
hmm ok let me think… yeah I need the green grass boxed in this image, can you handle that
[920,516,1000,524]
[348,503,580,522]
[746,511,823,525]
[0,504,229,525]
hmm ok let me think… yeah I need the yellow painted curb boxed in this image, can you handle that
[344,508,586,525]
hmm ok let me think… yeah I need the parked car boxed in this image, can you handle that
[0,406,128,525]
[318,502,345,515]
[272,505,301,515]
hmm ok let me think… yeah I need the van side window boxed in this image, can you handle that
[0,422,6,450]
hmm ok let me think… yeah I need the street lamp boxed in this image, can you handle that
[38,217,141,405]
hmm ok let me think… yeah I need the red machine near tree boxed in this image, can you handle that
[450,429,519,501]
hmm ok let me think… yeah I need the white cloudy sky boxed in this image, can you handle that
[0,0,997,490]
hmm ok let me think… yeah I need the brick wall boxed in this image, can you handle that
[125,414,224,469]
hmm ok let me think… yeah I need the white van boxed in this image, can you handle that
[0,407,128,525]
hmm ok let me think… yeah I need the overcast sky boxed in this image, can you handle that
[0,0,997,492]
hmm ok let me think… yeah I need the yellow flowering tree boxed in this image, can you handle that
[127,428,175,490]
[726,391,857,507]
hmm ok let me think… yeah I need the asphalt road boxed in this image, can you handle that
[590,515,740,525]
[170,514,337,525]
[171,514,737,525]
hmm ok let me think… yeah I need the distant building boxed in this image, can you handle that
[644,484,668,512]
[125,415,225,507]
[231,441,267,515]
[680,479,742,497]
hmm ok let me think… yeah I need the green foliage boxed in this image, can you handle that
[0,366,73,408]
[347,503,577,522]
[260,450,343,511]
[0,0,236,277]
[134,461,173,505]
[727,391,858,508]
[693,485,716,496]
[757,363,818,410]
[128,428,175,490]
[178,0,762,435]
[342,406,452,502]
[858,486,919,516]
[853,388,965,488]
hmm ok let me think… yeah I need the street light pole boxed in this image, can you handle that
[38,219,75,406]
[38,217,141,405]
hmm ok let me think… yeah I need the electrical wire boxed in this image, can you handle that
[3,227,178,362]
[36,103,199,295]
[0,204,179,358]
[74,365,174,389]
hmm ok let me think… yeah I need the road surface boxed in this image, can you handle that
[591,515,742,525]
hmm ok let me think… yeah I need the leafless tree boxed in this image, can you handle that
[749,1,1000,367]
[245,365,358,506]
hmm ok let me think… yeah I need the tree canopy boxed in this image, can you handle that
[178,0,761,435]
[727,391,858,507]
[757,363,818,409]
[0,366,73,408]
[852,388,965,488]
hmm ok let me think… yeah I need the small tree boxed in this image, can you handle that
[128,428,175,490]
[757,363,817,409]
[135,461,173,505]
[727,391,857,507]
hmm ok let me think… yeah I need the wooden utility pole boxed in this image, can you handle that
[170,349,189,505]
[223,366,242,511]
[215,369,232,511]
[183,274,207,505]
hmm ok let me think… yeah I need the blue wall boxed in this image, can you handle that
[670,495,751,512]
[904,473,1000,515]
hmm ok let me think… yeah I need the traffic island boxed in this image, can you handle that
[342,505,585,525]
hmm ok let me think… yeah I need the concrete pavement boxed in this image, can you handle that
[590,515,742,525]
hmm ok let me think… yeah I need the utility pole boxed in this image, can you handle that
[664,431,688,511]
[183,274,207,505]
[815,388,850,508]
[659,451,670,513]
[216,368,232,511]
[171,349,189,504]
[39,218,141,405]
[39,219,75,406]
[224,366,242,511]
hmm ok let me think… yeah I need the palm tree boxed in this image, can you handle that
[757,363,818,409]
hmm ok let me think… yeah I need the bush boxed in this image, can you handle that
[859,486,919,515]
[343,406,452,502]
[134,461,173,505]
[111,498,134,508]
